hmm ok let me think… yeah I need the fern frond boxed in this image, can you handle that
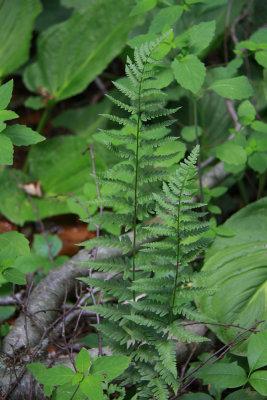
[156,341,177,378]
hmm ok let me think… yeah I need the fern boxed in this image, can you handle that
[79,32,212,399]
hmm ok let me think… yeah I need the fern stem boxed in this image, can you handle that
[169,171,187,324]
[132,99,141,301]
[192,97,205,207]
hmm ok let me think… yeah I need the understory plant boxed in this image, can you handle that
[78,34,211,399]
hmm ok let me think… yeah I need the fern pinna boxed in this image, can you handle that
[78,34,210,399]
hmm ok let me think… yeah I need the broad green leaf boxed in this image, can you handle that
[72,373,83,385]
[53,383,86,400]
[52,98,110,138]
[249,371,267,396]
[0,231,29,264]
[0,80,13,110]
[24,0,137,102]
[130,0,156,16]
[199,197,267,355]
[3,268,27,285]
[210,76,253,100]
[211,58,243,80]
[27,135,106,196]
[27,363,47,379]
[255,51,267,68]
[34,365,75,385]
[43,385,54,396]
[224,389,265,400]
[0,169,70,225]
[209,186,228,197]
[34,0,72,32]
[3,125,45,146]
[80,375,103,400]
[248,153,267,174]
[251,121,267,133]
[172,55,206,94]
[181,125,202,142]
[250,28,267,44]
[0,0,41,79]
[12,253,52,274]
[24,96,44,110]
[149,6,183,34]
[33,234,62,258]
[237,100,256,126]
[180,393,213,400]
[128,33,157,48]
[248,330,267,371]
[190,21,216,55]
[195,363,247,388]
[0,110,18,122]
[215,225,236,237]
[0,134,13,165]
[0,305,15,323]
[90,355,131,382]
[216,142,247,165]
[76,348,92,373]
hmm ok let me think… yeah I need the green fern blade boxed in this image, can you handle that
[79,278,132,301]
[156,341,177,378]
[141,107,180,121]
[151,378,169,400]
[85,304,130,321]
[105,94,136,113]
[112,81,138,100]
[100,113,136,128]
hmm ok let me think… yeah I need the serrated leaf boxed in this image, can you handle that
[130,0,156,16]
[149,6,183,34]
[172,55,206,94]
[255,51,267,68]
[216,142,247,165]
[248,330,267,371]
[80,375,103,400]
[190,21,216,55]
[209,76,253,100]
[76,348,92,373]
[34,365,75,386]
[27,362,47,378]
[0,80,13,110]
[0,231,30,264]
[3,125,45,146]
[3,268,27,285]
[248,153,267,174]
[90,355,131,382]
[237,100,256,126]
[0,134,13,165]
[72,373,84,385]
